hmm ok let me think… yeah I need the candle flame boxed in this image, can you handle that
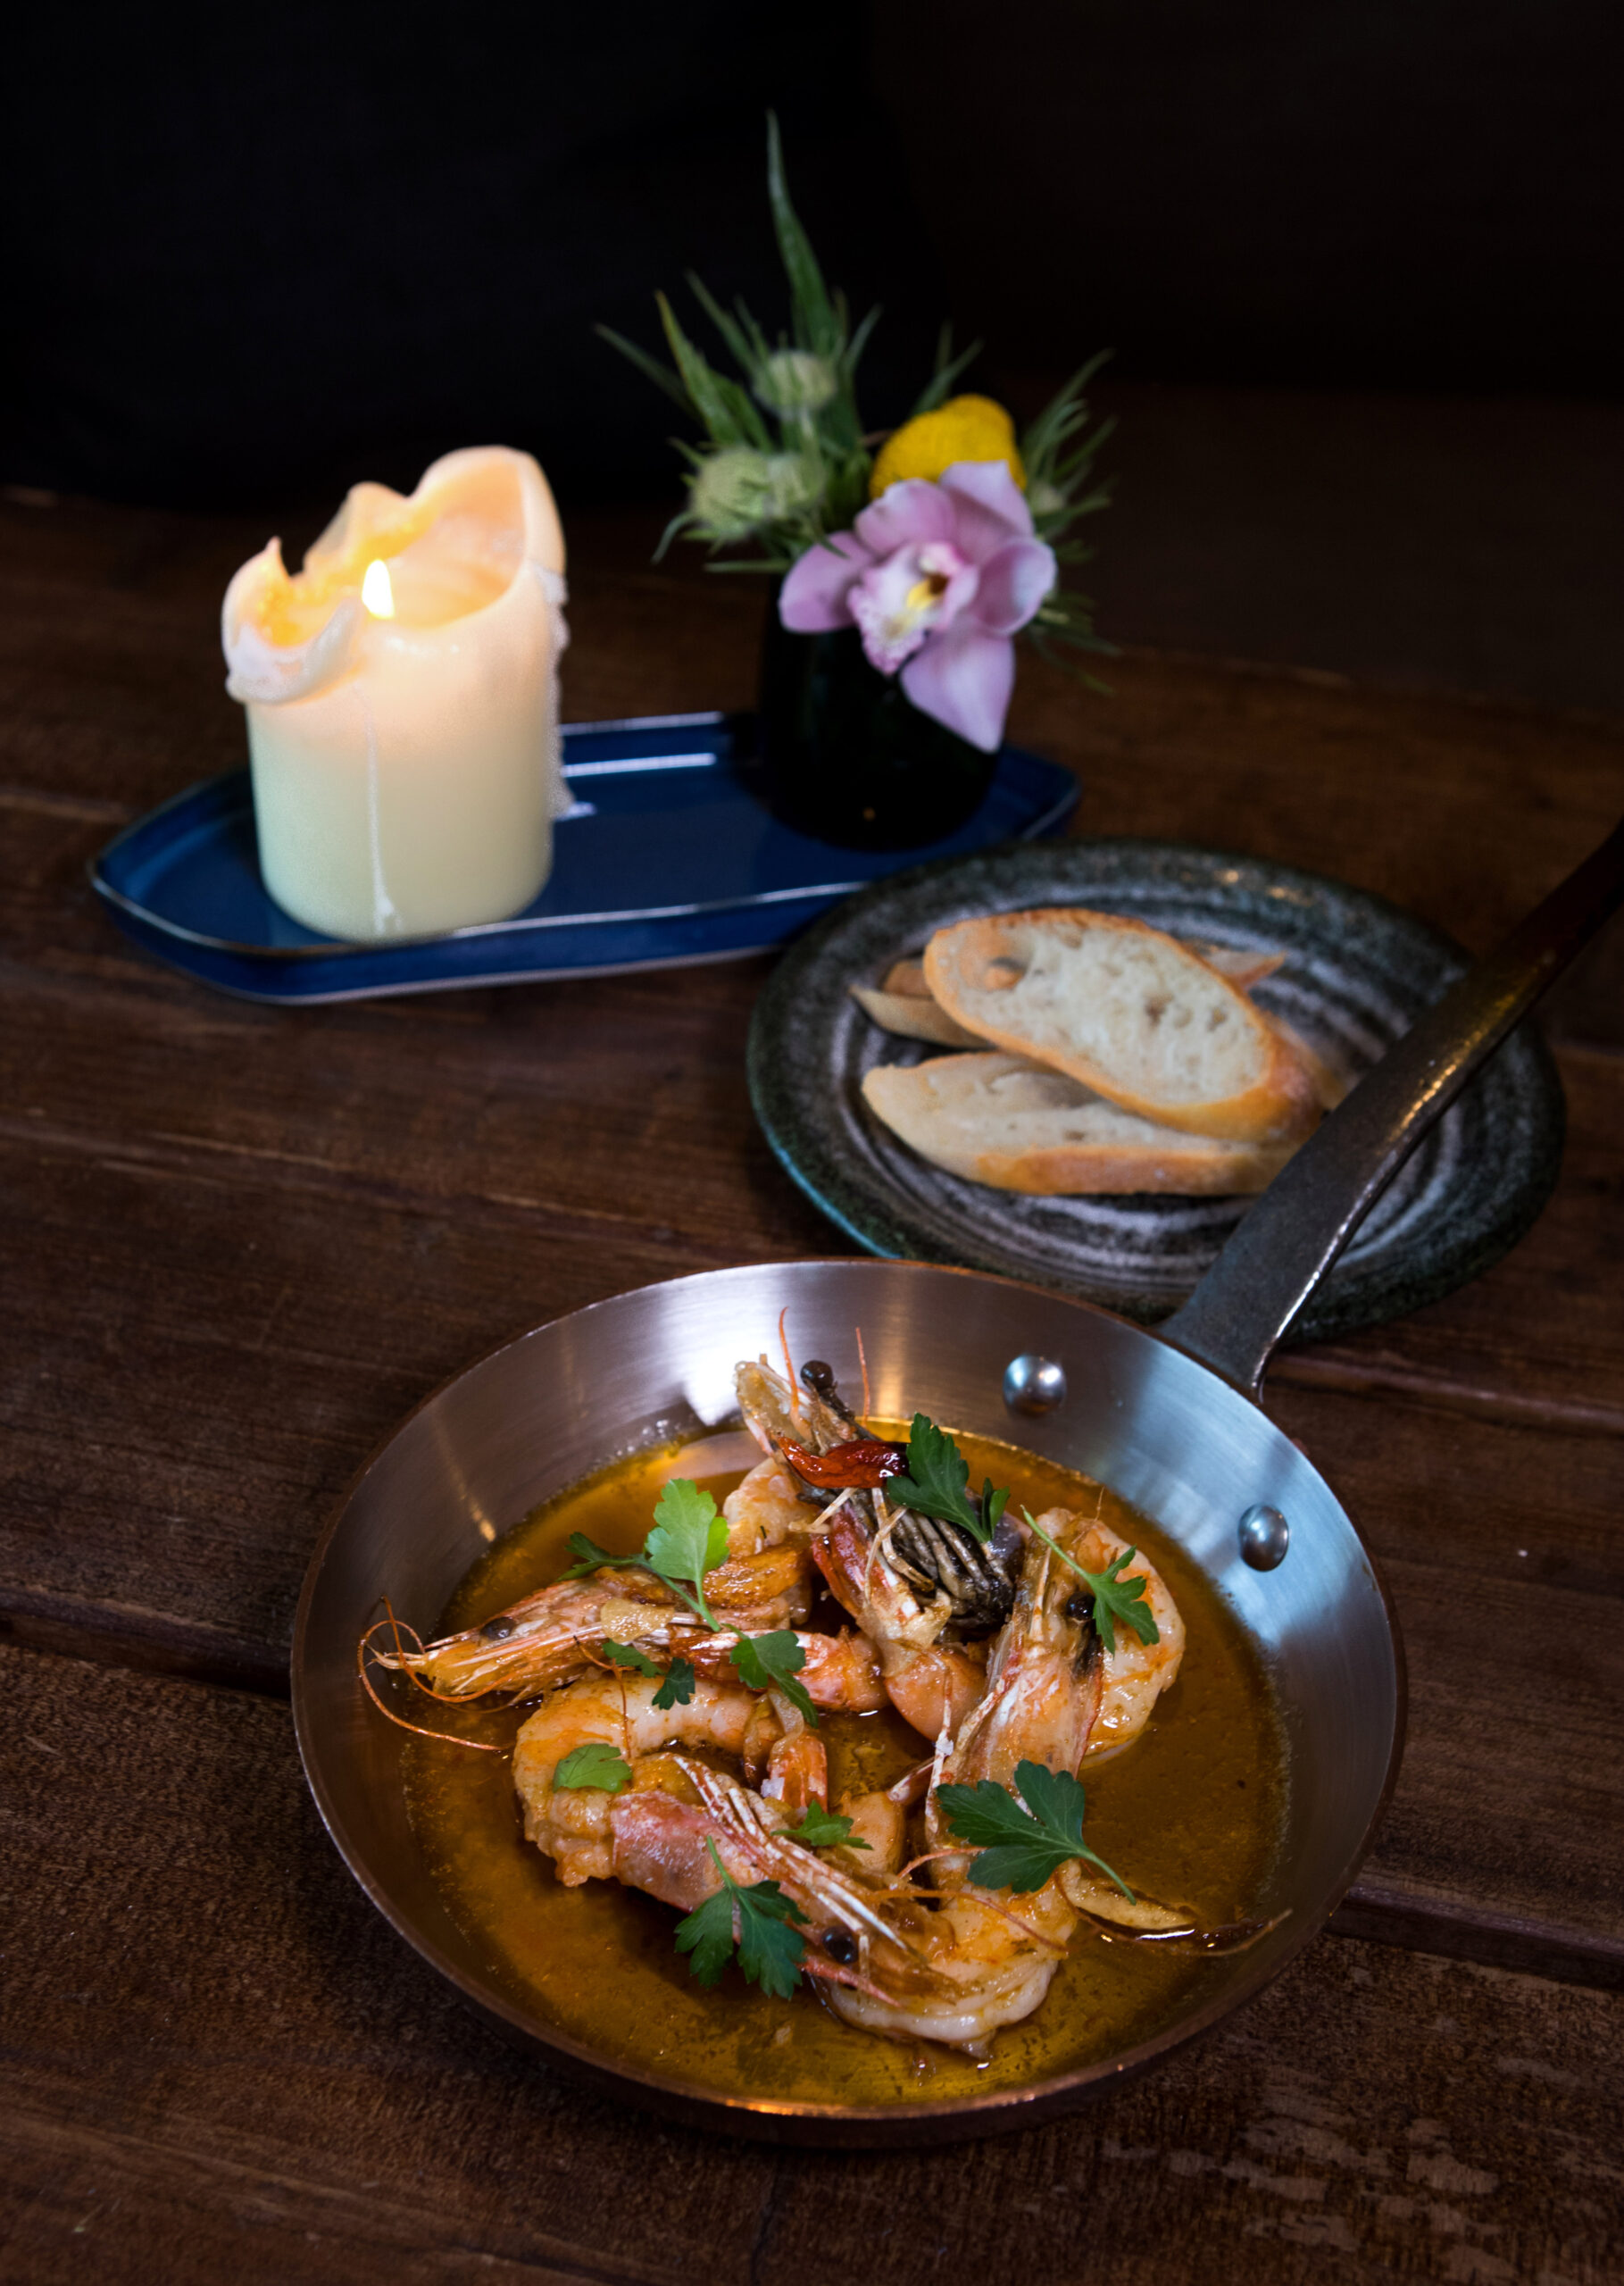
[361,558,396,618]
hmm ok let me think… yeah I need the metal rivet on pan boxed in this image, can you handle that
[1004,1355,1067,1415]
[1239,1503,1291,1570]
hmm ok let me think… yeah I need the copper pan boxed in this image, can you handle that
[292,822,1623,2146]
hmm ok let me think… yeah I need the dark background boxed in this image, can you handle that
[7,0,1620,505]
[4,0,1621,706]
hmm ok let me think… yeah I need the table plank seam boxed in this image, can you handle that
[0,1114,770,1262]
[1333,1882,1624,1992]
[0,2103,694,2286]
[1,1589,291,1698]
[6,1095,1620,1433]
[0,783,136,822]
[1268,1354,1624,1438]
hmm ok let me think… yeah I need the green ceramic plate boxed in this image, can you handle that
[746,838,1565,1344]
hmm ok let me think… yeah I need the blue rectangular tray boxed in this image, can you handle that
[90,712,1079,1003]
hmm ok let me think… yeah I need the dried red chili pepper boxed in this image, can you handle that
[780,1438,908,1490]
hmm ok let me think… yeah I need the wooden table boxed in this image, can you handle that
[4,493,1621,2284]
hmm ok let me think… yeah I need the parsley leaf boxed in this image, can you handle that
[672,1886,737,1987]
[887,1413,979,1536]
[1021,1508,1160,1656]
[600,1639,660,1678]
[603,1637,696,1708]
[729,1629,818,1726]
[652,1655,697,1710]
[886,1415,1010,1546]
[674,1840,807,1997]
[644,1480,729,1629]
[734,1881,809,1997]
[553,1741,632,1793]
[1083,1547,1160,1656]
[557,1531,643,1581]
[937,1757,1133,1898]
[781,1803,869,1850]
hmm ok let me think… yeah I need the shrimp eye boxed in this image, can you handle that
[801,1359,836,1395]
[479,1616,515,1641]
[1064,1591,1095,1624]
[823,1931,857,1965]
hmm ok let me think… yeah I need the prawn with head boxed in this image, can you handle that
[942,1501,1186,1801]
[512,1670,890,1915]
[366,1539,817,1705]
[510,1667,1045,2018]
[512,1494,1229,2053]
[817,1504,1124,2048]
[736,1354,1019,1741]
[825,1506,1266,2050]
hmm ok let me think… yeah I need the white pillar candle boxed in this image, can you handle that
[221,446,568,941]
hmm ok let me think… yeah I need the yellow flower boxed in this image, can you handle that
[869,395,1026,498]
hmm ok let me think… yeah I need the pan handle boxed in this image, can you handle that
[1158,818,1624,1398]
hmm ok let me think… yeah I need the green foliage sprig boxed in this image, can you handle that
[886,1414,1009,1546]
[597,115,874,568]
[556,1482,818,1723]
[601,1638,697,1709]
[675,1840,808,1997]
[599,110,1115,679]
[558,1479,728,1628]
[937,1758,1133,1898]
[1020,1507,1160,1655]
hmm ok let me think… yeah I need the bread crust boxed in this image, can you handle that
[849,984,987,1047]
[922,907,1319,1142]
[861,1055,1299,1196]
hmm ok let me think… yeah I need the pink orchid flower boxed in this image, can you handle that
[778,461,1056,751]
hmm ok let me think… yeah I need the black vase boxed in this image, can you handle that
[756,594,999,851]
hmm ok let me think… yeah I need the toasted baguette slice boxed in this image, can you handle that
[849,985,987,1047]
[885,942,1280,1000]
[881,957,935,998]
[860,942,1281,1049]
[862,1053,1300,1195]
[1267,1014,1348,1112]
[1187,942,1287,990]
[922,908,1319,1141]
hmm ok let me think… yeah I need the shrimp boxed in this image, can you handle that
[944,1506,1185,1794]
[371,1541,812,1702]
[737,1355,1020,1635]
[513,1671,882,1888]
[720,1455,819,1557]
[813,1502,990,1740]
[826,1869,1079,2049]
[1082,1523,1185,1759]
[514,1673,771,1885]
[827,1512,1192,2048]
[942,1505,1105,1795]
[737,1352,994,1739]
[516,1669,1255,2048]
[682,1624,888,1815]
[652,1757,1079,2044]
[683,1624,887,1713]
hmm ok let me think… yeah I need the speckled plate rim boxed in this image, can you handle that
[747,838,1566,1345]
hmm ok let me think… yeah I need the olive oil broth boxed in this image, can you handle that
[403,1430,1287,2107]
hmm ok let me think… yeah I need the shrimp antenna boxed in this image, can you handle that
[854,1324,871,1421]
[802,1954,893,2003]
[369,1598,497,1706]
[357,1615,506,1752]
[778,1306,806,1433]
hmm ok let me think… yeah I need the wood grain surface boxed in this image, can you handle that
[4,1647,1621,2286]
[3,490,1621,2279]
